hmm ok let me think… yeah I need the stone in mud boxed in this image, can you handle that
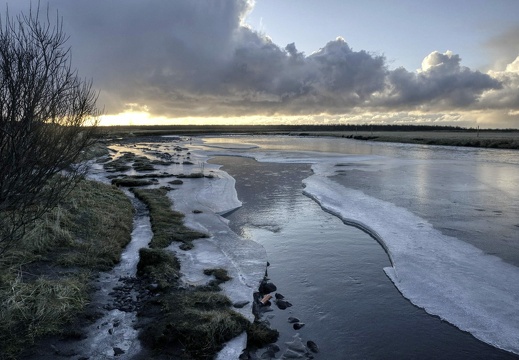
[113,347,125,356]
[293,322,305,330]
[259,281,277,294]
[288,317,300,324]
[275,293,285,299]
[307,340,319,353]
[276,299,292,310]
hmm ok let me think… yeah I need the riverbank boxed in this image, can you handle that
[1,137,279,360]
[0,179,135,359]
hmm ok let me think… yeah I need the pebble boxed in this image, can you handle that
[288,317,300,323]
[293,322,305,330]
[113,347,125,356]
[307,340,319,353]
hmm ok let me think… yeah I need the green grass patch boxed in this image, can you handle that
[131,188,207,249]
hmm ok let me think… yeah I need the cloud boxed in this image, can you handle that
[384,51,502,109]
[1,0,517,127]
[481,56,519,110]
[485,25,519,71]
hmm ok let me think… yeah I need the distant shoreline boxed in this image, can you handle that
[97,125,519,150]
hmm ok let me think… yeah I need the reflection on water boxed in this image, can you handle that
[212,156,518,360]
[202,135,519,266]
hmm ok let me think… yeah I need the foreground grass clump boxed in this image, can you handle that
[131,188,207,249]
[0,179,134,358]
[137,248,180,290]
[140,290,249,359]
[0,274,88,357]
[46,180,134,269]
[137,251,279,359]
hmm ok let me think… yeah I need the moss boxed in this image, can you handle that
[131,188,207,249]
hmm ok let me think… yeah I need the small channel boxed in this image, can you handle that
[212,156,518,360]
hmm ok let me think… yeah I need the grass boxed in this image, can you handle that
[137,261,278,359]
[0,273,89,357]
[111,177,156,187]
[140,290,250,359]
[0,179,134,359]
[137,248,180,290]
[131,188,207,249]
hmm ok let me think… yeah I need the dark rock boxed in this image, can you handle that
[259,281,277,294]
[307,340,319,353]
[288,317,300,323]
[276,299,292,310]
[233,300,250,308]
[113,347,125,356]
[274,293,284,299]
[293,322,305,330]
[169,179,184,185]
[192,209,203,214]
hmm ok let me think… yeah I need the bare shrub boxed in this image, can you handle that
[0,4,99,254]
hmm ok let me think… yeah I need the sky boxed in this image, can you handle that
[2,0,519,128]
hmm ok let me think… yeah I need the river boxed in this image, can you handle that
[196,135,519,359]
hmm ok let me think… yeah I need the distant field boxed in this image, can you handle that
[98,125,519,150]
[305,130,519,149]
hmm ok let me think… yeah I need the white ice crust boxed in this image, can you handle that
[302,173,519,355]
[167,161,267,359]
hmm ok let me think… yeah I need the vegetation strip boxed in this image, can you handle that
[131,187,278,359]
[130,187,207,250]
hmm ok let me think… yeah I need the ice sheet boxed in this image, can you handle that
[302,174,519,355]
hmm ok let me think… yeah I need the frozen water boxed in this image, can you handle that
[303,175,519,354]
[197,135,519,356]
[83,135,519,357]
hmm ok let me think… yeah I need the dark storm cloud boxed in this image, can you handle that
[385,51,502,109]
[1,0,512,118]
